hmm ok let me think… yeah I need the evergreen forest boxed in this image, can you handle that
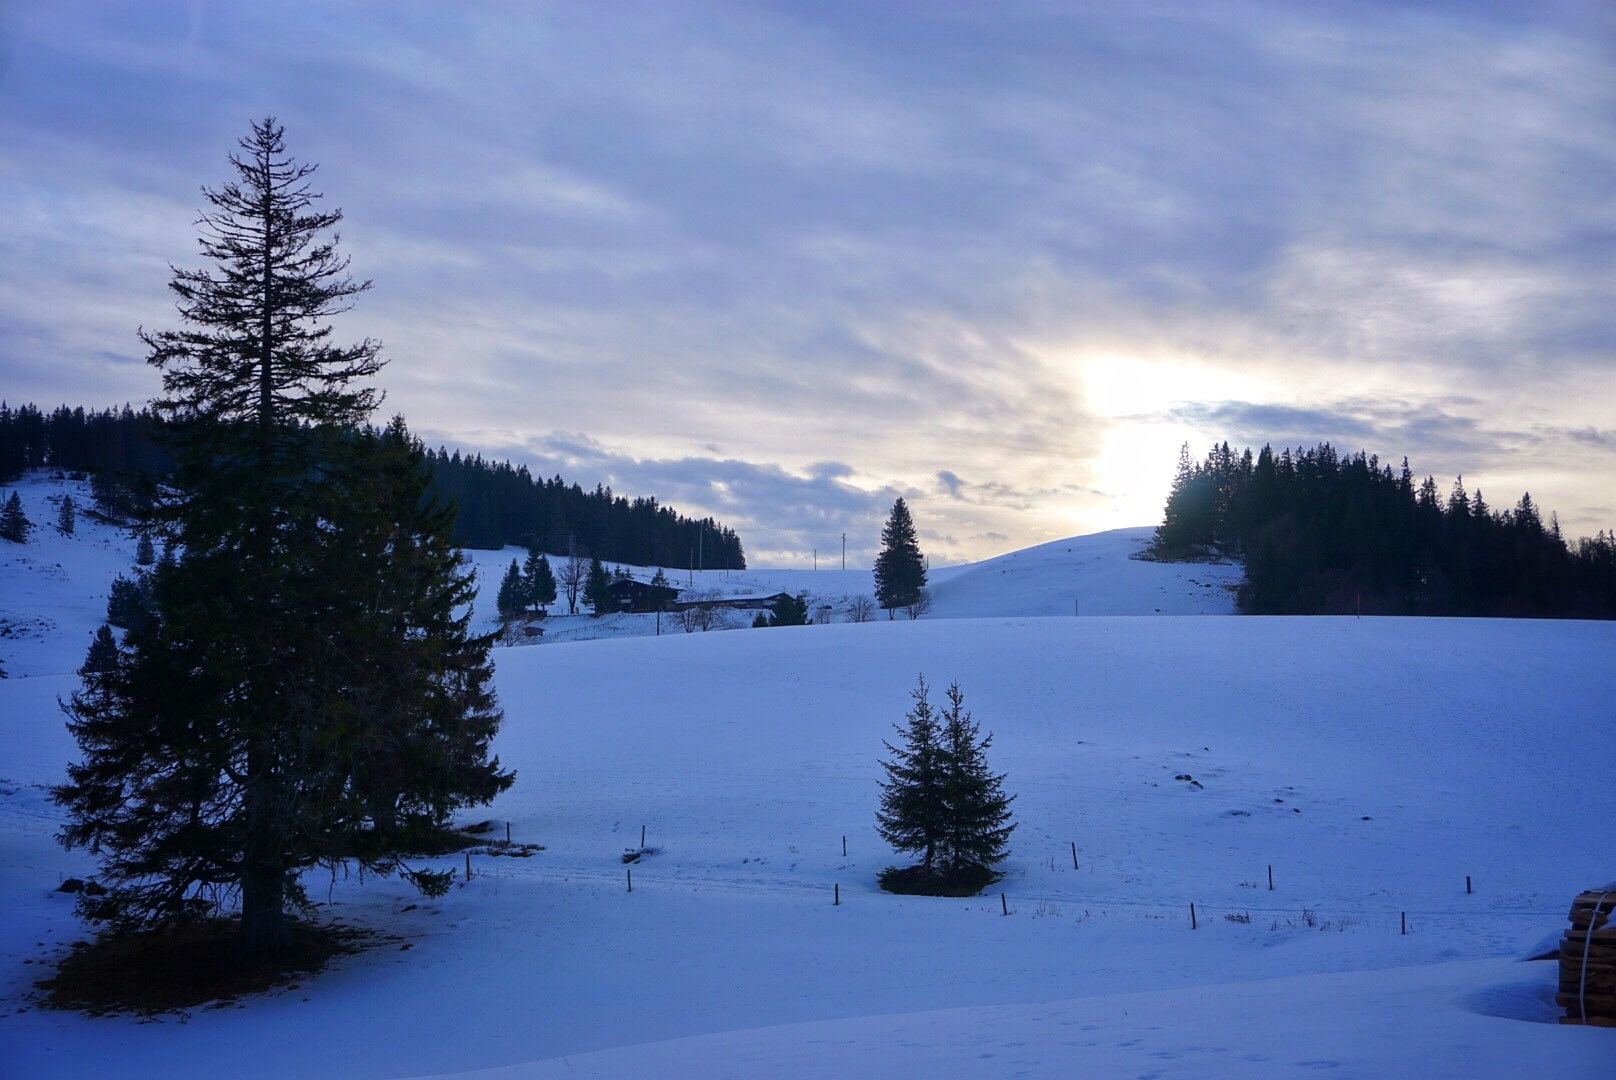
[0,401,744,569]
[1152,441,1616,618]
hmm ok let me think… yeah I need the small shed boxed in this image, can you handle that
[1558,888,1616,1026]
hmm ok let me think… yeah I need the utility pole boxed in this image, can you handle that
[842,532,846,570]
[813,547,817,570]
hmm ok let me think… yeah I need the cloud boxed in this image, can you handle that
[2,1,1612,558]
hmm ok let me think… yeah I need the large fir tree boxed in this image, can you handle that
[52,119,511,958]
[873,497,926,618]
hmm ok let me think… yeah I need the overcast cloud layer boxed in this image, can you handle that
[2,1,1612,564]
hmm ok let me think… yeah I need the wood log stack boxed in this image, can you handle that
[1558,889,1616,1026]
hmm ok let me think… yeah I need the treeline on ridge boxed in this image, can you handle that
[0,402,745,569]
[1153,441,1615,618]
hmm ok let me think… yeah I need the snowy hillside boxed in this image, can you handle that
[457,524,1240,646]
[1,471,1612,1078]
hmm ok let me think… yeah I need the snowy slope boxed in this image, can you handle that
[457,524,1238,646]
[928,527,1239,617]
[0,472,1612,1078]
[0,474,141,679]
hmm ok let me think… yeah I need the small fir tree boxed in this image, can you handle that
[523,549,556,613]
[1,491,30,543]
[80,625,120,677]
[134,533,156,566]
[584,556,613,614]
[496,558,526,621]
[105,574,153,632]
[875,676,946,876]
[873,498,926,618]
[56,494,76,535]
[763,592,809,627]
[934,681,1015,877]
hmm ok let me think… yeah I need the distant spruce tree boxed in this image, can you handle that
[873,497,926,618]
[584,555,613,614]
[877,677,1014,895]
[104,573,154,632]
[1,491,30,543]
[496,558,527,622]
[53,119,511,959]
[764,592,809,627]
[56,494,76,535]
[80,625,119,677]
[134,532,156,566]
[523,549,557,613]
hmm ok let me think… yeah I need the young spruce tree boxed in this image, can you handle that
[523,548,557,613]
[934,681,1015,878]
[496,558,527,622]
[0,491,30,543]
[53,119,511,959]
[876,675,946,876]
[876,676,1014,894]
[584,555,613,614]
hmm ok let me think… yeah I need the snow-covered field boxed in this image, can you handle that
[1,472,1612,1078]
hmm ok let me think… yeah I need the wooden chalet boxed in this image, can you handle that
[602,577,681,614]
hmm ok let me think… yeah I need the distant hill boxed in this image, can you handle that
[4,473,1240,675]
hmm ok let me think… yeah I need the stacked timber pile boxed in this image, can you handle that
[1559,889,1616,1026]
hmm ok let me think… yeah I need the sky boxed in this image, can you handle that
[1,1,1612,565]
